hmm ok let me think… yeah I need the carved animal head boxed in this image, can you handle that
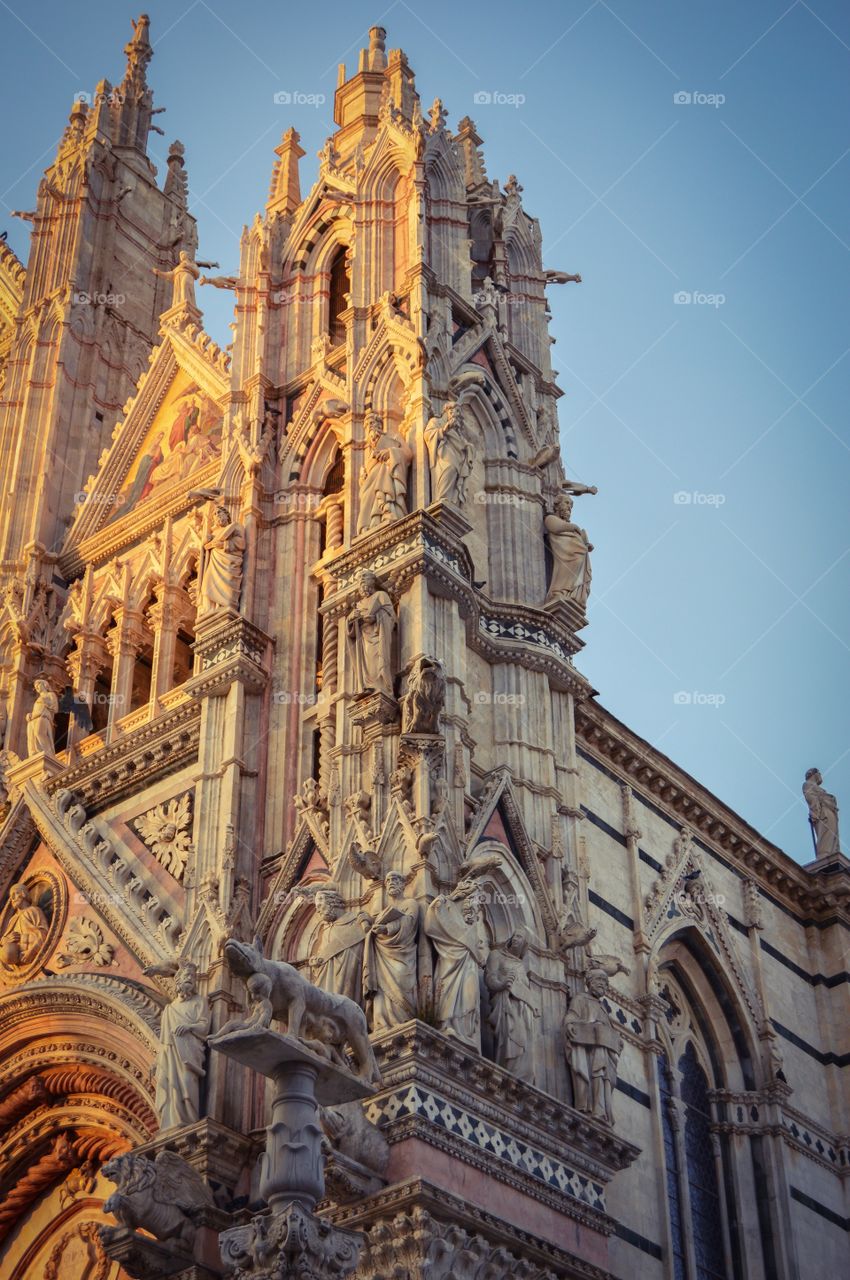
[223,937,264,980]
[102,1153,154,1195]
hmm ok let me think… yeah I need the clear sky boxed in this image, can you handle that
[1,1,848,864]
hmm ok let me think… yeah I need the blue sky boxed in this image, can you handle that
[1,1,848,863]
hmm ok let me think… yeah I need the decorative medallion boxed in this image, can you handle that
[0,868,66,984]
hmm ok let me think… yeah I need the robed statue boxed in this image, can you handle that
[424,401,474,507]
[803,768,841,858]
[311,887,371,1008]
[200,506,245,613]
[485,928,539,1082]
[544,492,593,610]
[150,961,210,1131]
[563,966,622,1125]
[357,411,412,532]
[425,884,488,1050]
[26,677,58,757]
[363,871,420,1031]
[346,569,396,697]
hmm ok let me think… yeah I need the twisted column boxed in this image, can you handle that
[0,1134,77,1242]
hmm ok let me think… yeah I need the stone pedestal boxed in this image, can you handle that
[348,690,398,730]
[210,1028,368,1279]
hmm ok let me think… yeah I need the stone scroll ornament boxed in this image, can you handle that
[210,936,379,1279]
[563,964,623,1125]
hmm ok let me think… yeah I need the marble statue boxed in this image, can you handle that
[563,966,623,1125]
[803,768,840,858]
[485,929,539,1082]
[153,249,202,310]
[363,871,420,1031]
[101,1149,213,1252]
[151,961,210,1131]
[311,887,371,1007]
[400,655,446,735]
[200,505,245,612]
[346,570,396,697]
[424,401,474,506]
[544,493,593,609]
[221,937,381,1086]
[216,972,274,1035]
[357,411,412,531]
[425,882,488,1049]
[0,882,49,967]
[26,676,58,756]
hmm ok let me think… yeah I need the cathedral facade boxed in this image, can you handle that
[0,16,846,1280]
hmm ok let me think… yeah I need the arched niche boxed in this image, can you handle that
[653,926,758,1092]
[0,984,158,1266]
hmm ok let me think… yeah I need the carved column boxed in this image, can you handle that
[104,607,146,738]
[319,494,345,555]
[65,631,109,749]
[147,581,191,706]
[212,1029,364,1280]
[621,783,649,964]
[317,612,340,802]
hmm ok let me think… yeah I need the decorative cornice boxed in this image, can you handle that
[329,1179,612,1280]
[42,699,200,812]
[22,784,177,966]
[370,1022,639,1177]
[576,699,850,921]
[318,508,590,694]
[187,610,273,698]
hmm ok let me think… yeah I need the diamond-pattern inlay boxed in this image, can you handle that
[369,1085,606,1211]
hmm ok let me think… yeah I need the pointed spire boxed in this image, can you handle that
[110,14,157,154]
[267,128,305,217]
[122,13,152,91]
[385,47,418,124]
[164,140,188,204]
[455,117,489,190]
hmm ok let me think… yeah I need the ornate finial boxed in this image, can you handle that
[123,13,152,87]
[429,98,448,133]
[268,127,306,214]
[368,25,387,69]
[163,141,187,201]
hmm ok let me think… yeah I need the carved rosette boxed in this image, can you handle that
[130,791,194,880]
[219,1201,362,1280]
